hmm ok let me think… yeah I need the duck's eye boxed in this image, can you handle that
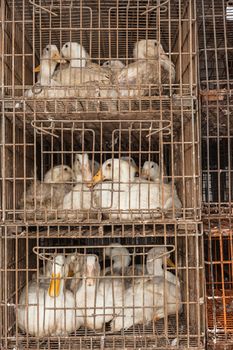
[64,167,68,171]
[151,165,154,168]
[154,42,157,46]
[46,46,49,51]
[65,44,69,48]
[106,163,111,168]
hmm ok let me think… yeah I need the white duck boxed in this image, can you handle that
[102,60,125,82]
[102,60,125,70]
[76,255,123,330]
[61,154,93,220]
[141,161,161,182]
[53,42,109,85]
[110,246,181,331]
[93,159,180,220]
[66,253,85,293]
[141,160,182,210]
[60,42,89,68]
[55,42,118,111]
[18,255,80,336]
[24,45,64,98]
[104,243,145,281]
[121,156,139,173]
[115,39,175,97]
[19,165,73,220]
[73,153,99,182]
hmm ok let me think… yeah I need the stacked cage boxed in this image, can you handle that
[1,1,205,349]
[199,0,233,349]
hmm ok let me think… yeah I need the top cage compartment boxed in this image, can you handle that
[1,0,197,118]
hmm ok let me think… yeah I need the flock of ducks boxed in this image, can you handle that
[19,155,182,221]
[21,39,175,111]
[17,39,181,338]
[18,244,181,336]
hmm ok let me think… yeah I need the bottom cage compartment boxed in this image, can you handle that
[0,234,205,349]
[204,219,233,347]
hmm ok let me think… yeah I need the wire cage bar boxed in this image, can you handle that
[0,225,205,350]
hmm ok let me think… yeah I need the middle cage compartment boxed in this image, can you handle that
[3,116,200,224]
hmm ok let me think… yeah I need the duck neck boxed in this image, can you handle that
[74,172,83,183]
[70,58,86,68]
[113,255,130,271]
[40,60,57,85]
[116,166,135,184]
[147,258,164,276]
[82,162,92,183]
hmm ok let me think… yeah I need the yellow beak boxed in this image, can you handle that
[34,64,41,72]
[166,258,176,268]
[52,52,66,63]
[92,169,103,185]
[48,273,61,297]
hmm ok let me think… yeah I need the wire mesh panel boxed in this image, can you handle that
[198,0,233,217]
[1,118,200,224]
[198,2,233,348]
[0,225,205,350]
[204,218,233,349]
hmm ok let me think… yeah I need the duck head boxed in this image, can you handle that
[105,243,131,270]
[133,39,166,60]
[92,159,137,185]
[44,165,73,183]
[61,42,89,68]
[146,246,175,275]
[83,255,100,286]
[73,153,92,183]
[34,45,65,83]
[141,161,160,181]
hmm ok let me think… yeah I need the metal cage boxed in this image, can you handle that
[1,118,200,224]
[198,1,233,349]
[0,225,205,350]
[0,0,204,349]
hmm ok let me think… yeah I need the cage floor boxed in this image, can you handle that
[207,336,233,350]
[202,204,233,220]
[207,289,233,333]
[4,222,200,239]
[4,315,204,350]
[203,219,233,236]
[4,93,194,126]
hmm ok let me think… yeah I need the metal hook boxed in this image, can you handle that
[31,120,59,138]
[29,0,58,16]
[141,0,170,15]
[146,121,171,138]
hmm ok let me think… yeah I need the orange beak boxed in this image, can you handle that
[89,169,103,187]
[34,64,41,72]
[167,258,175,268]
[48,273,61,297]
